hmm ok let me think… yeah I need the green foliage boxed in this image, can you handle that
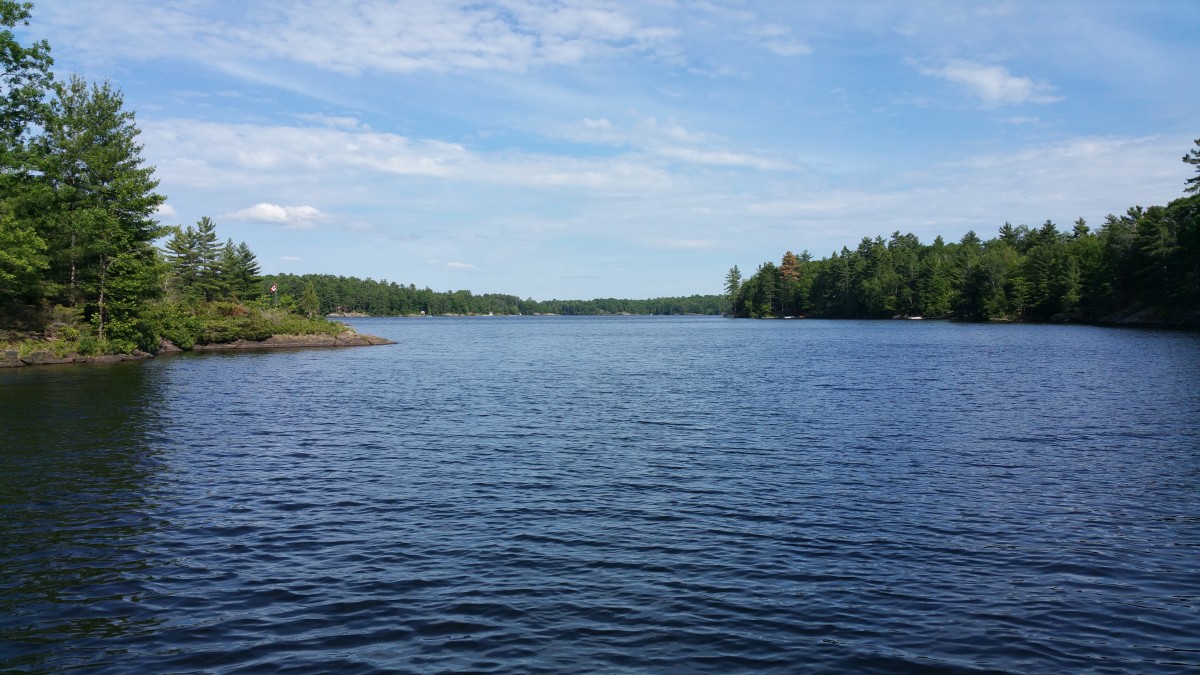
[1184,138,1200,195]
[259,272,727,317]
[0,0,53,156]
[164,221,260,302]
[0,1,53,306]
[141,301,202,350]
[199,317,275,344]
[185,301,342,344]
[0,207,47,300]
[33,74,165,337]
[299,280,320,319]
[74,332,100,356]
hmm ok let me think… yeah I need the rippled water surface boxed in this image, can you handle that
[3,317,1199,673]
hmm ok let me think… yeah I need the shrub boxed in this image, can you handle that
[199,317,275,343]
[143,302,203,350]
[76,333,99,356]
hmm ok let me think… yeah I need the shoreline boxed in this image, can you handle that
[1,331,395,368]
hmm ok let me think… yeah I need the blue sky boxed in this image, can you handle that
[24,1,1200,299]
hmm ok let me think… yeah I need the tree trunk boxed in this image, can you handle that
[69,232,77,306]
[96,260,107,342]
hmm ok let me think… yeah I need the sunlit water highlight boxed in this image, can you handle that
[2,317,1198,672]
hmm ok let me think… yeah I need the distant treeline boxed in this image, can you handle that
[260,273,725,316]
[728,139,1200,324]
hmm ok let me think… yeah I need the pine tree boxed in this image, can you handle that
[1183,138,1200,195]
[723,265,742,315]
[300,281,321,319]
[218,238,261,300]
[35,75,164,343]
[192,216,221,300]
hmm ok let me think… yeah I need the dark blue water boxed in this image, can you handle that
[2,317,1198,673]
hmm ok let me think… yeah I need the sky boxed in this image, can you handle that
[21,0,1200,299]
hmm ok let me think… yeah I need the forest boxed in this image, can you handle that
[727,148,1200,325]
[260,273,725,317]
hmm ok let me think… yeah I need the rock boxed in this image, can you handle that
[20,352,76,366]
[158,339,182,352]
[189,332,394,351]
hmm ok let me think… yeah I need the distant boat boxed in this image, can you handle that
[908,316,924,320]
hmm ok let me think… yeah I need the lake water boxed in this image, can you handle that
[2,316,1198,673]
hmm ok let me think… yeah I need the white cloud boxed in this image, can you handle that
[548,116,785,169]
[658,238,717,250]
[444,262,476,270]
[154,203,178,219]
[297,113,368,130]
[142,118,682,195]
[742,135,1190,246]
[745,24,812,57]
[280,256,304,262]
[924,59,1061,105]
[655,146,789,170]
[229,202,326,228]
[38,0,678,75]
[1002,116,1046,126]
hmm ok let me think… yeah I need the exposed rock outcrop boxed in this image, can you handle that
[192,332,395,351]
[2,332,392,367]
[1,350,152,368]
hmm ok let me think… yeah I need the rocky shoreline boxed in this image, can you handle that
[2,331,394,368]
[1,350,154,367]
[190,331,395,351]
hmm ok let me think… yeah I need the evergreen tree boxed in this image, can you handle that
[1134,205,1179,301]
[1183,138,1200,195]
[34,75,164,343]
[192,216,221,300]
[917,236,953,317]
[724,265,741,314]
[164,217,225,301]
[299,280,320,319]
[221,240,261,300]
[164,224,202,298]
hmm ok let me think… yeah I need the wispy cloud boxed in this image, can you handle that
[744,24,812,57]
[296,113,368,130]
[549,116,786,169]
[37,0,678,75]
[922,59,1061,106]
[655,147,789,170]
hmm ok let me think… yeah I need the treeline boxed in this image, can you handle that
[728,141,1200,324]
[261,273,725,316]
